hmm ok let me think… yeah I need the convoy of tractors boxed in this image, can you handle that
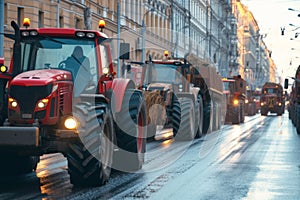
[285,65,300,134]
[0,18,291,187]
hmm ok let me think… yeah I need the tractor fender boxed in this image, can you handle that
[111,78,136,113]
[176,92,195,103]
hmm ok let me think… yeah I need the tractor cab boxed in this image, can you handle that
[1,18,116,97]
[143,51,191,93]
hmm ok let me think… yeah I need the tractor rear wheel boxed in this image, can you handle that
[202,100,211,134]
[113,89,147,172]
[240,102,245,123]
[172,97,181,136]
[174,98,195,141]
[195,95,204,138]
[231,106,240,124]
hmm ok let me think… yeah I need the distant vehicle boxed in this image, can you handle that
[253,90,261,113]
[222,75,246,124]
[129,52,224,141]
[285,66,300,133]
[245,89,257,116]
[260,82,285,116]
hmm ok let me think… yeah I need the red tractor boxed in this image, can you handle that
[222,75,246,124]
[260,82,285,116]
[0,19,147,186]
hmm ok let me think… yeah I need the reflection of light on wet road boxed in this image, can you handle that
[218,125,243,163]
[243,116,300,199]
[35,153,73,198]
[243,162,300,200]
[154,128,173,141]
[161,139,172,147]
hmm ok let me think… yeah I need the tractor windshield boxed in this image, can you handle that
[19,36,98,82]
[144,63,182,84]
[263,88,278,94]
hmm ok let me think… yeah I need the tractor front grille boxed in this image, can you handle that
[9,84,52,119]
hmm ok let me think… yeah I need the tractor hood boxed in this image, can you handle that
[10,69,73,86]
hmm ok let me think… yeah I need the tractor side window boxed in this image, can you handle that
[229,82,234,93]
[99,44,110,76]
[86,46,97,84]
[20,43,31,71]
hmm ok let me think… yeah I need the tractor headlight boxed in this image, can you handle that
[8,97,18,108]
[260,102,264,106]
[36,99,49,109]
[0,65,8,73]
[64,117,78,130]
[245,99,249,104]
[76,32,85,37]
[179,84,183,92]
[278,102,282,106]
[102,67,109,74]
[233,99,239,105]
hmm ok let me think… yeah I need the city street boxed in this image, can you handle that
[1,112,300,200]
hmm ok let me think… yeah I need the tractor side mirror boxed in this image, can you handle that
[284,78,289,89]
[126,64,131,72]
[119,43,130,60]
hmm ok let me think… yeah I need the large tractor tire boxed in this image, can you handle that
[0,154,39,175]
[214,102,222,131]
[174,98,196,141]
[113,89,147,172]
[293,105,297,125]
[202,100,211,134]
[195,95,204,138]
[296,105,300,134]
[240,103,245,123]
[247,102,256,116]
[231,106,240,124]
[67,103,114,186]
[261,107,268,116]
[172,97,181,136]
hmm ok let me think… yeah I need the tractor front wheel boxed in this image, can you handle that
[67,103,114,186]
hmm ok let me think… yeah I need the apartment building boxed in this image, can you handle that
[1,0,275,84]
[2,0,172,65]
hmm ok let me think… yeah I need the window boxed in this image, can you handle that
[99,44,110,77]
[18,7,24,26]
[4,3,7,25]
[38,11,44,28]
[75,17,83,29]
[59,16,64,28]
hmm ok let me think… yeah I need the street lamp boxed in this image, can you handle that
[141,8,155,63]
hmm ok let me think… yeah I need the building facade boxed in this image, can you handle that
[231,0,275,89]
[2,0,172,65]
[1,0,275,85]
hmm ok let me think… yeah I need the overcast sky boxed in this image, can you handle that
[242,0,300,81]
